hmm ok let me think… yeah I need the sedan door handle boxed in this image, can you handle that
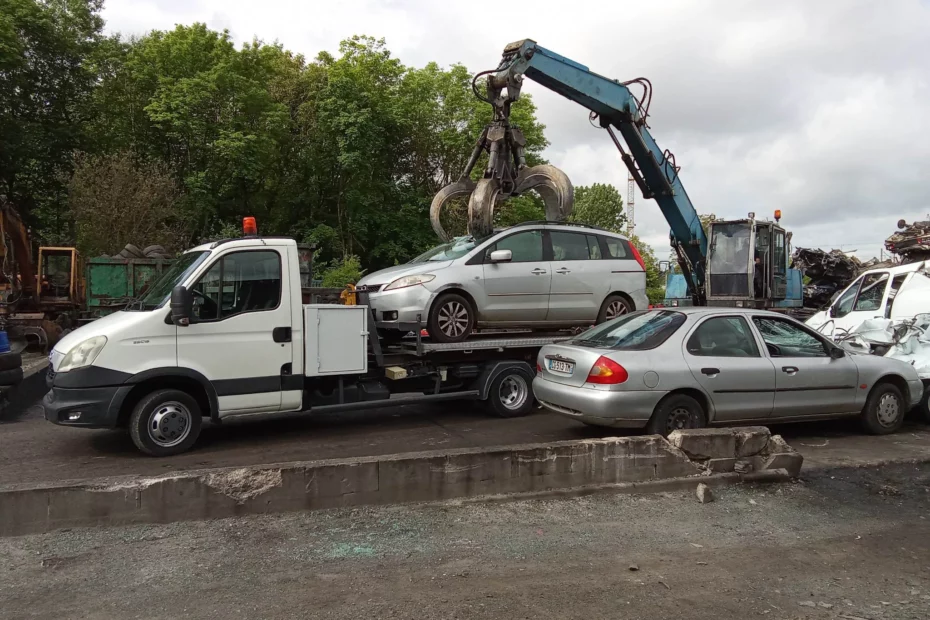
[555,268,571,274]
[782,366,799,375]
[701,368,720,376]
[531,268,547,275]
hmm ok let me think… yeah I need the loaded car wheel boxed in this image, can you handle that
[0,351,22,372]
[483,366,535,418]
[129,388,203,457]
[860,381,905,435]
[919,384,930,424]
[596,294,633,324]
[427,293,475,343]
[646,393,707,437]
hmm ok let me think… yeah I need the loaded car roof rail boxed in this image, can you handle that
[509,220,614,234]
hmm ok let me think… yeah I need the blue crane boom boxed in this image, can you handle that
[488,39,708,301]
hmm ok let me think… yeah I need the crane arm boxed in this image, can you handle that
[487,39,707,298]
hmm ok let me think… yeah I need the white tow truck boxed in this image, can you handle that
[42,223,574,455]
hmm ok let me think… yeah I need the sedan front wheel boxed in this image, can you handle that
[860,382,905,435]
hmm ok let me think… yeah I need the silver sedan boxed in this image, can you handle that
[533,307,923,436]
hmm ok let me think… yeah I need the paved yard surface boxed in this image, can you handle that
[2,462,929,619]
[3,382,930,486]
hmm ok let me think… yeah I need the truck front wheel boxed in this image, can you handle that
[129,389,203,456]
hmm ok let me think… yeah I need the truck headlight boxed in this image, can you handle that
[384,274,435,291]
[58,336,108,373]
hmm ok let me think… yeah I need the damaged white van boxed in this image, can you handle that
[806,261,930,337]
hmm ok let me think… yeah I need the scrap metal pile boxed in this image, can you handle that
[791,248,861,308]
[885,219,930,263]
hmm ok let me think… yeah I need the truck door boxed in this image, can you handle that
[179,248,293,416]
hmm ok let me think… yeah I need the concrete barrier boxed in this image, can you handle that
[0,430,802,537]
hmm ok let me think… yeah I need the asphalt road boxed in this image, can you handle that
[3,375,930,486]
[3,462,930,619]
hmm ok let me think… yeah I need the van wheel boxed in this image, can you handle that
[646,394,706,437]
[597,295,633,324]
[860,382,905,435]
[484,367,535,418]
[129,389,203,456]
[428,293,475,343]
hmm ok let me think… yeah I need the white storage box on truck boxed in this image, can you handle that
[42,223,571,456]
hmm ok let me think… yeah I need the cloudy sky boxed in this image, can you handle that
[101,0,930,259]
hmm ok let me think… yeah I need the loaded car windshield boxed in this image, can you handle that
[571,310,687,350]
[410,237,476,263]
[134,251,211,310]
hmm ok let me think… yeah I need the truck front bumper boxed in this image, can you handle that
[42,385,131,428]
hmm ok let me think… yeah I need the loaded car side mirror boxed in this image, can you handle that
[829,347,846,359]
[170,285,194,326]
[489,249,513,263]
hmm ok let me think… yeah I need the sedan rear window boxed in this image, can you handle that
[570,310,686,350]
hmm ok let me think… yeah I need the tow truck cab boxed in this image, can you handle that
[42,231,552,456]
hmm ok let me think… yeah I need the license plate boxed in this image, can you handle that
[548,359,574,375]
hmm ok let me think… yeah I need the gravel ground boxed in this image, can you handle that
[3,463,930,620]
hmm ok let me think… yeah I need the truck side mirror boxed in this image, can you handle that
[170,285,194,326]
[658,260,670,274]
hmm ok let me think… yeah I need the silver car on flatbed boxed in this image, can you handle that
[533,307,923,436]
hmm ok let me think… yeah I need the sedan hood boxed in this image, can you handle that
[358,261,452,287]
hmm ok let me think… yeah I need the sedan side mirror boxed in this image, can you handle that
[830,347,846,359]
[489,249,512,263]
[170,285,194,326]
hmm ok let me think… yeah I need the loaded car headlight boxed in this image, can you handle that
[58,336,108,373]
[383,274,435,291]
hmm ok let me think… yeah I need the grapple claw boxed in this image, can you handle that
[430,179,476,242]
[513,164,574,222]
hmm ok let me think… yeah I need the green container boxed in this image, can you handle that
[85,257,175,317]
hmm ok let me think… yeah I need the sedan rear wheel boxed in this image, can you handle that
[427,293,475,343]
[861,382,905,435]
[647,393,707,437]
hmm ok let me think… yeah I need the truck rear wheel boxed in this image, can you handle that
[483,367,535,418]
[129,389,203,456]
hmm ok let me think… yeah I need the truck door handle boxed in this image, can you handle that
[782,366,798,375]
[701,368,720,376]
[531,268,547,275]
[273,327,292,343]
[556,268,571,274]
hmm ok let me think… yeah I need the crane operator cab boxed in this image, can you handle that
[706,211,799,308]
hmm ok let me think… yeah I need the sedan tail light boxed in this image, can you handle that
[586,356,629,384]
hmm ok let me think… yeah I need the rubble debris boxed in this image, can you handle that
[791,248,862,309]
[629,564,640,572]
[695,483,714,504]
[886,218,930,263]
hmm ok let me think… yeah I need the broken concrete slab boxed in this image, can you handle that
[734,427,771,458]
[667,428,738,460]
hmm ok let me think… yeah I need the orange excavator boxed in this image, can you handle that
[0,196,81,351]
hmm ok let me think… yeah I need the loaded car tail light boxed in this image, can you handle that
[628,242,646,272]
[586,356,629,384]
[536,361,543,374]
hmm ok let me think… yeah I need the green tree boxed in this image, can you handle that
[67,150,186,256]
[570,183,628,233]
[0,0,105,240]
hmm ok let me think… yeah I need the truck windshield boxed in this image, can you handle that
[570,310,687,351]
[410,237,476,263]
[135,251,210,310]
[709,223,752,296]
